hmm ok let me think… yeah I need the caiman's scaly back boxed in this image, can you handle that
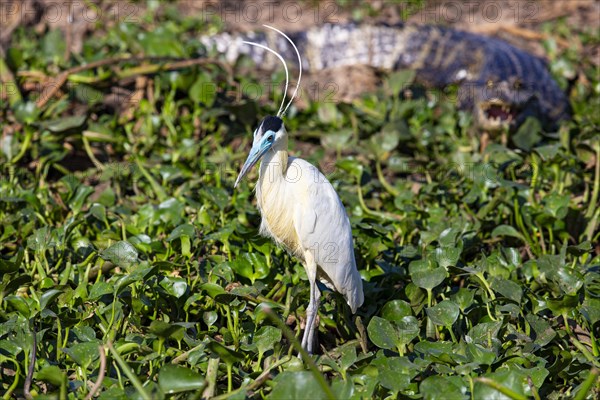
[203,23,570,131]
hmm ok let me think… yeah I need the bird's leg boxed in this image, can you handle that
[306,281,321,354]
[300,252,319,354]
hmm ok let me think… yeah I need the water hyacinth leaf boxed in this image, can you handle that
[581,297,600,325]
[158,197,185,225]
[39,288,63,310]
[5,295,34,318]
[149,320,185,341]
[202,187,230,210]
[2,276,31,299]
[435,247,461,268]
[207,340,244,364]
[438,227,460,248]
[426,300,460,327]
[474,369,529,399]
[541,193,570,219]
[467,321,503,347]
[158,364,205,394]
[567,241,592,256]
[332,379,355,399]
[490,278,523,303]
[27,226,58,252]
[491,225,525,242]
[70,185,94,213]
[114,266,156,294]
[367,316,397,350]
[451,288,475,312]
[40,114,87,133]
[336,158,363,180]
[88,281,114,300]
[465,343,496,366]
[546,294,579,316]
[159,276,188,298]
[203,311,218,328]
[231,252,269,283]
[381,299,413,323]
[372,356,416,392]
[414,341,455,363]
[270,371,328,399]
[0,339,22,356]
[0,248,24,274]
[62,342,100,368]
[420,375,468,400]
[410,267,447,290]
[100,241,138,267]
[35,365,67,386]
[512,117,542,151]
[200,282,226,299]
[386,69,416,95]
[339,346,357,371]
[167,223,195,241]
[253,325,282,355]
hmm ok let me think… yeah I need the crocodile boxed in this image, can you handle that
[201,23,571,131]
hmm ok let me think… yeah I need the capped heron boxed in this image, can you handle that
[234,25,364,354]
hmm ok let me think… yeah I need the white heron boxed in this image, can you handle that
[233,25,364,354]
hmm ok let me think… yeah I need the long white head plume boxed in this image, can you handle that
[241,40,289,117]
[263,24,303,117]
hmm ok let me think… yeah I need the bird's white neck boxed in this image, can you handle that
[258,141,289,184]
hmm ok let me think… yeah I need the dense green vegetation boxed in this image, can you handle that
[1,2,599,399]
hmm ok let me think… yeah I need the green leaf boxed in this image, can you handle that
[5,295,34,318]
[41,114,87,133]
[367,316,397,350]
[491,225,525,242]
[42,29,66,61]
[336,158,363,180]
[207,340,244,365]
[271,371,328,399]
[339,346,357,372]
[167,223,195,241]
[100,241,138,267]
[0,249,24,274]
[381,299,413,323]
[89,281,114,300]
[36,365,66,386]
[372,356,417,392]
[149,320,185,340]
[474,369,529,399]
[512,117,541,151]
[159,276,188,298]
[190,72,216,106]
[201,282,226,299]
[62,342,100,368]
[39,288,63,310]
[426,300,460,327]
[451,288,475,312]
[386,69,416,95]
[253,325,282,355]
[466,343,496,365]
[231,252,269,283]
[158,364,205,394]
[420,375,468,400]
[410,266,447,290]
[491,278,523,303]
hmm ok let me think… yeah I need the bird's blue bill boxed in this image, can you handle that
[234,135,273,188]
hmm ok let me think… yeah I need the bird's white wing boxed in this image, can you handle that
[288,157,364,312]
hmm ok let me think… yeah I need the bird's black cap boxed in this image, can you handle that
[259,116,283,134]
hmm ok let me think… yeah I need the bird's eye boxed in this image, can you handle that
[266,135,274,143]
